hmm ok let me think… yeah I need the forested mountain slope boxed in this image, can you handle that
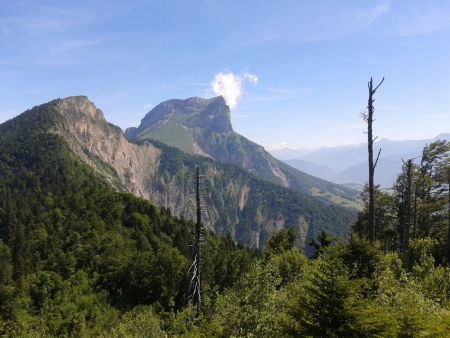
[1,97,356,250]
[0,103,258,335]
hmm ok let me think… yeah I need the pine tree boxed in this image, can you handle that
[299,252,361,337]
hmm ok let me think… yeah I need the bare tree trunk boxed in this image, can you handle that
[398,159,413,251]
[447,169,450,265]
[365,77,384,243]
[404,160,412,249]
[195,166,202,314]
[412,170,421,239]
[187,166,204,316]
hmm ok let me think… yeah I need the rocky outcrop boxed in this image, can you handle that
[54,96,161,197]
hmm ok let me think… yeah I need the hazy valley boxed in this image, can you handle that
[272,133,450,188]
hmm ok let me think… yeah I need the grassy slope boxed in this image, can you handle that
[137,119,196,154]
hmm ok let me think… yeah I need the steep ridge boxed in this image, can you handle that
[1,96,356,250]
[125,96,360,209]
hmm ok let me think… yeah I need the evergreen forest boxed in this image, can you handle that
[0,97,449,337]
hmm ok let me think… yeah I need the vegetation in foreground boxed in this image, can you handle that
[0,105,449,337]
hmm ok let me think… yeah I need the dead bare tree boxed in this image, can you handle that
[187,166,205,315]
[362,77,384,243]
[398,158,413,251]
[447,169,450,265]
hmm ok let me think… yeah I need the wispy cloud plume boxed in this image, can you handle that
[51,38,103,54]
[424,113,450,119]
[234,2,392,47]
[346,2,391,26]
[144,103,153,111]
[243,72,258,84]
[211,71,258,109]
[0,5,95,37]
[267,142,288,151]
[394,3,450,36]
[333,123,365,131]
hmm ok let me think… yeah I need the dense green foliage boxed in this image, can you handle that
[0,107,254,336]
[353,140,450,262]
[176,235,450,337]
[0,106,449,336]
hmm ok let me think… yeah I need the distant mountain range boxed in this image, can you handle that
[271,134,450,187]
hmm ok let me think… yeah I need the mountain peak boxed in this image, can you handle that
[175,95,226,106]
[156,95,226,110]
[54,96,105,122]
[133,95,232,134]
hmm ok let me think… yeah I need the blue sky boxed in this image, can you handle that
[1,0,450,148]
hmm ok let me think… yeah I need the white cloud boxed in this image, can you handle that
[210,71,258,109]
[235,2,392,47]
[332,123,365,131]
[424,113,450,119]
[144,103,153,111]
[365,2,391,24]
[211,73,242,109]
[267,142,288,151]
[394,4,450,36]
[243,72,258,84]
[51,38,103,54]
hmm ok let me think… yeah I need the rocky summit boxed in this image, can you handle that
[127,96,232,136]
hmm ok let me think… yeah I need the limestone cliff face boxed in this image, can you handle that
[54,96,161,198]
[43,96,355,250]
